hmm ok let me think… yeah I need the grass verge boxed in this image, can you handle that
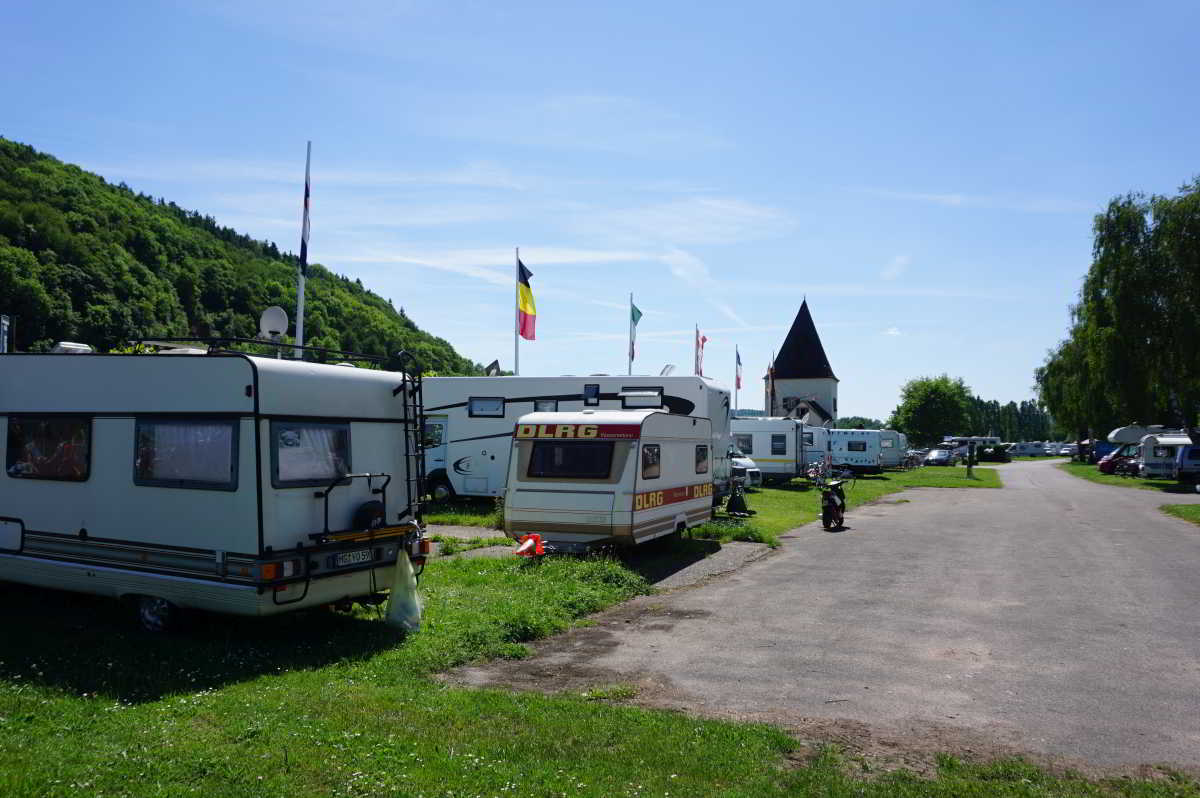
[1057,461,1196,493]
[430,534,511,556]
[424,497,503,528]
[1,537,1196,795]
[1161,504,1200,526]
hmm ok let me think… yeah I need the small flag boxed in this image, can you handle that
[485,359,501,376]
[736,347,742,390]
[694,325,708,376]
[629,301,643,361]
[299,143,311,277]
[517,259,536,340]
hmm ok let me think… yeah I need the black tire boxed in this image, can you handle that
[429,477,455,503]
[821,505,835,530]
[353,499,386,530]
[136,596,176,633]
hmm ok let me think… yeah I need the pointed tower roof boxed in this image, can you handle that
[773,300,837,380]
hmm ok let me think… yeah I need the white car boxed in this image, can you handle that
[1058,444,1078,456]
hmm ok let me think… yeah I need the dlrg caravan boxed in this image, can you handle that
[504,410,714,550]
[422,375,731,502]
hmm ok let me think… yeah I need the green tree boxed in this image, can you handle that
[887,375,972,446]
[835,415,884,429]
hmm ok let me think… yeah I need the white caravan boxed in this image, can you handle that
[504,409,713,550]
[1007,442,1046,457]
[423,375,731,501]
[0,352,426,628]
[878,430,906,468]
[1137,433,1192,479]
[830,429,884,473]
[730,417,830,484]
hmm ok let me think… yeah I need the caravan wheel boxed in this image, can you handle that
[429,477,455,503]
[136,596,177,633]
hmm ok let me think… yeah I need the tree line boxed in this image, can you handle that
[1036,179,1200,440]
[885,375,1052,446]
[0,137,484,374]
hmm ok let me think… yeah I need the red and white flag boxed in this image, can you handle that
[694,325,708,376]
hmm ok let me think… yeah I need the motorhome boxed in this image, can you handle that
[942,436,1001,457]
[830,429,884,473]
[1006,442,1046,457]
[730,417,830,484]
[503,409,713,550]
[423,375,731,501]
[0,350,426,630]
[1137,433,1192,479]
[878,430,907,468]
[1172,444,1200,483]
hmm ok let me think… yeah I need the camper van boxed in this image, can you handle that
[1137,433,1192,479]
[504,409,714,550]
[423,375,731,502]
[0,352,426,629]
[730,417,830,484]
[830,429,884,473]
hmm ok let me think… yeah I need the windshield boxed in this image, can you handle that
[527,441,614,479]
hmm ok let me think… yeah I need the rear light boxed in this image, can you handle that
[419,538,432,555]
[260,559,301,580]
[261,563,280,580]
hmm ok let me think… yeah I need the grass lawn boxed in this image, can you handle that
[1161,504,1200,525]
[424,497,502,529]
[694,466,1002,547]
[2,526,1196,795]
[1057,461,1196,494]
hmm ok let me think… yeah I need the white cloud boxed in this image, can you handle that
[574,196,792,247]
[880,255,910,281]
[857,187,1091,214]
[884,327,901,336]
[659,248,749,328]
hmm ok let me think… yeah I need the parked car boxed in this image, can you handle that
[1173,444,1200,483]
[1058,444,1078,456]
[925,447,958,466]
[977,445,1012,463]
[1098,443,1139,475]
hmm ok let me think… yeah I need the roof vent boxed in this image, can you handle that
[51,342,94,354]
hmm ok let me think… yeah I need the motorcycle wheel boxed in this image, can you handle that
[822,505,835,530]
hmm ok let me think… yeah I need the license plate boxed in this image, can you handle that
[333,549,372,568]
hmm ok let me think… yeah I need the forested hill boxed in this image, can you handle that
[0,137,482,374]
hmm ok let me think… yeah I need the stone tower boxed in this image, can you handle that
[764,299,838,426]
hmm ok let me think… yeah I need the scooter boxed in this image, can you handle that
[807,462,846,530]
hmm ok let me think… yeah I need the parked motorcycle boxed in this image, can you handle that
[807,462,846,530]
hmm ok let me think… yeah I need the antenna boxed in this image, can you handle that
[259,306,289,339]
[659,364,676,376]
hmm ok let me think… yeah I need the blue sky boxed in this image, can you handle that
[4,1,1197,420]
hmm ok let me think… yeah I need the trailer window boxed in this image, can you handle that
[583,384,600,406]
[6,416,91,482]
[881,438,894,448]
[534,399,558,412]
[641,444,661,479]
[771,434,787,455]
[527,441,613,479]
[134,419,238,491]
[422,421,444,448]
[803,432,814,446]
[271,421,351,487]
[734,433,753,454]
[1153,446,1174,458]
[847,441,867,452]
[468,397,505,418]
[695,445,709,474]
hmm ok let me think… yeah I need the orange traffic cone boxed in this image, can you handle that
[515,534,544,557]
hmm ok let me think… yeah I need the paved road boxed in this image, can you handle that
[453,461,1200,770]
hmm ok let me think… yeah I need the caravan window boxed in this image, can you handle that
[271,421,351,487]
[803,432,814,446]
[422,421,444,448]
[527,441,613,479]
[734,433,753,454]
[468,397,505,418]
[134,419,238,491]
[583,384,600,406]
[6,416,91,482]
[1153,446,1174,458]
[881,438,894,448]
[695,445,709,474]
[534,399,558,412]
[641,444,661,479]
[848,441,867,452]
[771,434,787,455]
[621,387,663,409]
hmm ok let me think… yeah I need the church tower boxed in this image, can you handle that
[765,300,838,426]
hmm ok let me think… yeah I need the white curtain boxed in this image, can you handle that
[277,425,347,482]
[138,422,233,484]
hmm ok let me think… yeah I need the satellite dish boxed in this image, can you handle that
[259,306,289,338]
[659,364,676,376]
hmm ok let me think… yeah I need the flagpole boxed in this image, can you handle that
[694,324,698,376]
[294,140,311,360]
[627,292,633,376]
[514,247,520,376]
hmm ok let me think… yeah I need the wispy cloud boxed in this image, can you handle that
[737,281,1001,300]
[880,255,910,281]
[573,196,792,247]
[884,326,901,336]
[333,247,657,287]
[857,187,1092,214]
[660,248,749,327]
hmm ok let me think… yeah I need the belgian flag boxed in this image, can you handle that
[517,259,536,340]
